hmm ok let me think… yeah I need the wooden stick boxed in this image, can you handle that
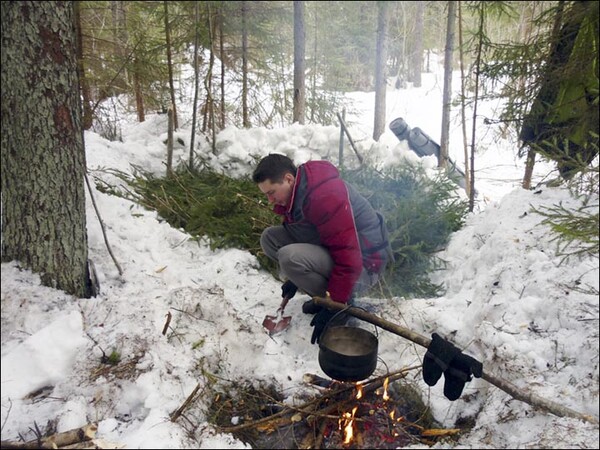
[84,172,123,277]
[336,112,364,165]
[312,295,599,425]
[170,383,202,422]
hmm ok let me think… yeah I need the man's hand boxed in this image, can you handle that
[281,280,298,300]
[310,309,336,344]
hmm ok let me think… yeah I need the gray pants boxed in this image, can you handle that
[260,224,377,299]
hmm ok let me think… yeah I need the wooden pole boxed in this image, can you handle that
[312,295,599,425]
[336,112,363,165]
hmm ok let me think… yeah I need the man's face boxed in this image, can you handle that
[258,173,295,207]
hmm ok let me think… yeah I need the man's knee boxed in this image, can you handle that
[277,245,296,269]
[259,227,271,250]
[260,228,279,262]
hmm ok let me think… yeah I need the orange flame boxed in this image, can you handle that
[382,377,390,401]
[339,406,358,444]
[355,382,363,400]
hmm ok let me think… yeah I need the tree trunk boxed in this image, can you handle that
[457,1,471,197]
[293,1,306,124]
[1,1,93,298]
[522,149,536,190]
[468,4,485,212]
[167,107,174,176]
[190,1,201,170]
[242,1,249,128]
[373,1,388,141]
[111,1,128,91]
[74,2,93,131]
[440,1,456,170]
[219,11,226,129]
[207,7,216,151]
[133,55,146,123]
[410,1,424,87]
[518,3,536,190]
[164,1,178,130]
[310,8,319,123]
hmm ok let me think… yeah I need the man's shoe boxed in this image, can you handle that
[302,299,323,315]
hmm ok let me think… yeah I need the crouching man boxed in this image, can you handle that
[252,154,392,343]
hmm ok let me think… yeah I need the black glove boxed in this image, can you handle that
[310,309,336,344]
[281,280,298,300]
[443,352,483,401]
[422,333,461,387]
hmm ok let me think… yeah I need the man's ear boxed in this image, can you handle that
[283,172,295,184]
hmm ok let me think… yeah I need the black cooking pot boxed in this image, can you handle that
[318,316,379,382]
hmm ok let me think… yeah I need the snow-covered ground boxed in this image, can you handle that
[2,68,598,448]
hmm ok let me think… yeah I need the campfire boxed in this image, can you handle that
[209,367,460,449]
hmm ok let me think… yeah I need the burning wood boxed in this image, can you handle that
[215,366,456,449]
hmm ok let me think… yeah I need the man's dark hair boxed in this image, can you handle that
[252,154,297,183]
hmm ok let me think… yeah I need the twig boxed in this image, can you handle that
[85,172,123,276]
[170,383,202,422]
[1,398,12,434]
[162,311,172,336]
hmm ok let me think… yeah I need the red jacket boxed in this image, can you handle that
[273,160,388,303]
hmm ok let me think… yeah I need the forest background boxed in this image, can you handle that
[2,0,598,299]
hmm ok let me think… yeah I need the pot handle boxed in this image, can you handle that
[324,305,379,338]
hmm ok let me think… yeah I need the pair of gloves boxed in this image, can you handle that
[280,280,337,345]
[422,333,483,401]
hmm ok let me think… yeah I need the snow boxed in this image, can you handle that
[2,66,598,449]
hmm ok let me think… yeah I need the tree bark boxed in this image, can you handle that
[163,1,178,130]
[133,54,146,123]
[111,0,128,92]
[293,1,306,124]
[457,1,471,197]
[1,1,93,298]
[440,1,456,170]
[468,3,485,213]
[373,1,388,141]
[242,1,249,128]
[205,6,217,151]
[219,11,226,129]
[411,1,424,87]
[190,1,200,170]
[518,3,536,190]
[74,2,93,130]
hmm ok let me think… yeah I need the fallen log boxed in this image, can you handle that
[0,423,98,449]
[312,295,599,425]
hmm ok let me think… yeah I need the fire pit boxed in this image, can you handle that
[209,370,454,449]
